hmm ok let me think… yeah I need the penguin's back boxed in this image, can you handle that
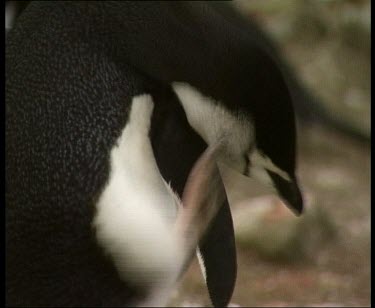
[6,2,156,306]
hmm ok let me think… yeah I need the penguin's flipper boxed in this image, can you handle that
[176,141,227,251]
[177,142,237,307]
[198,198,236,308]
[174,140,236,307]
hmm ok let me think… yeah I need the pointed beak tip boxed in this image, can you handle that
[278,185,304,217]
[289,191,304,217]
[292,204,303,216]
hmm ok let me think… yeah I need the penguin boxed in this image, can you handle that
[6,1,303,307]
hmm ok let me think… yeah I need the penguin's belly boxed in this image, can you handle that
[93,94,184,306]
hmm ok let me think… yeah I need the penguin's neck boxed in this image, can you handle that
[172,82,254,172]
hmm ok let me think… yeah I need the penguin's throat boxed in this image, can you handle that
[171,82,254,158]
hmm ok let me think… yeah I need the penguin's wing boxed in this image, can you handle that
[176,140,226,249]
[176,140,236,307]
[198,199,236,308]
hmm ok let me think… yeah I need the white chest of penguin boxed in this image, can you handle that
[93,95,184,306]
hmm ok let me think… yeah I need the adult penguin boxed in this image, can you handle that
[6,1,303,307]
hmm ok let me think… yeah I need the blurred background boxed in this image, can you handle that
[6,0,370,307]
[171,0,370,307]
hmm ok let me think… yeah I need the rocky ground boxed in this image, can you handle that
[172,1,371,307]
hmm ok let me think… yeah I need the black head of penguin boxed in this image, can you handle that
[177,3,304,215]
[171,46,304,216]
[232,50,304,215]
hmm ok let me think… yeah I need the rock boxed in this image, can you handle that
[233,195,336,263]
